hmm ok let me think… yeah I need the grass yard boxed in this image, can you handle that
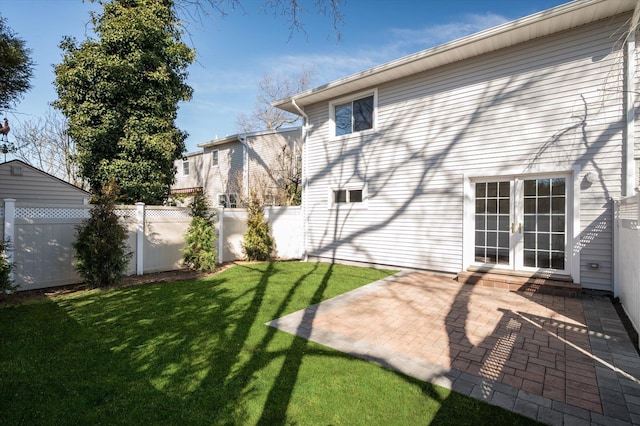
[0,262,539,425]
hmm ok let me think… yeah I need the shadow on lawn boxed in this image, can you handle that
[2,263,537,424]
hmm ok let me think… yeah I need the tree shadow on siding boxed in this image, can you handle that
[291,24,628,420]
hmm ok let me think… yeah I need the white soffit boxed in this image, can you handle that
[274,0,637,114]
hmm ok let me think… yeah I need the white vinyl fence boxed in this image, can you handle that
[218,206,303,263]
[1,199,302,291]
[614,192,640,346]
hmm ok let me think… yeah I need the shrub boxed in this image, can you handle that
[242,192,274,261]
[183,193,217,272]
[0,239,16,293]
[73,183,132,288]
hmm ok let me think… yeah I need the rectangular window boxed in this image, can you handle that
[228,194,238,208]
[211,150,219,167]
[217,194,238,208]
[333,93,375,137]
[333,189,364,204]
[182,160,190,176]
[334,189,347,203]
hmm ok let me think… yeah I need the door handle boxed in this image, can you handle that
[518,223,522,234]
[511,223,514,233]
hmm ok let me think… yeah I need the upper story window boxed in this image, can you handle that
[211,150,219,167]
[332,92,375,137]
[182,160,190,176]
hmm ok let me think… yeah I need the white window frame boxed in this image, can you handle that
[211,149,219,167]
[462,165,580,283]
[329,89,377,139]
[217,193,238,208]
[328,184,368,209]
[182,160,190,176]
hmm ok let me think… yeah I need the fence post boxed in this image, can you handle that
[136,202,145,275]
[3,198,15,284]
[218,208,224,264]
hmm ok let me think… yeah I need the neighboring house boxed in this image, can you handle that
[172,127,301,207]
[274,0,639,292]
[0,159,90,205]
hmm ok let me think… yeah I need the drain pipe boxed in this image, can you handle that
[291,98,309,262]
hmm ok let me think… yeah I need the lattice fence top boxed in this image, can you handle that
[8,206,191,220]
[145,208,192,218]
[16,207,90,219]
[115,208,137,218]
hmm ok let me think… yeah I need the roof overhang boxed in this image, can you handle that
[274,0,637,115]
[197,126,302,149]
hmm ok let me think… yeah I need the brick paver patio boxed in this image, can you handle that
[268,271,640,425]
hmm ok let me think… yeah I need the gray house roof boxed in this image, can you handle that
[274,0,637,114]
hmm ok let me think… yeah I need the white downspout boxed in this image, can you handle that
[291,98,309,262]
[237,134,249,200]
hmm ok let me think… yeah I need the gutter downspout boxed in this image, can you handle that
[237,134,249,201]
[291,98,309,262]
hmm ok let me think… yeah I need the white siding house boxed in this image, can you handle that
[172,127,301,206]
[274,0,639,292]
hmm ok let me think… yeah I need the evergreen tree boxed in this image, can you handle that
[53,0,194,204]
[242,192,274,261]
[73,182,132,288]
[0,14,34,110]
[183,193,217,272]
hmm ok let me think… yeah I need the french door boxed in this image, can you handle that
[473,176,568,274]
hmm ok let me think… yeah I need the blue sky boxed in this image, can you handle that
[3,0,568,153]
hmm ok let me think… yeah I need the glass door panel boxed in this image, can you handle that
[472,176,568,273]
[474,181,511,265]
[522,178,566,270]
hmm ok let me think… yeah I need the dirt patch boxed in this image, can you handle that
[0,263,238,306]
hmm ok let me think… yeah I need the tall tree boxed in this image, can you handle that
[53,0,195,204]
[0,14,34,111]
[13,109,85,188]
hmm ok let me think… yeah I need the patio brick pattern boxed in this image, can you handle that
[268,271,640,425]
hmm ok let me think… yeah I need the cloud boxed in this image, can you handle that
[389,13,509,51]
[264,13,510,87]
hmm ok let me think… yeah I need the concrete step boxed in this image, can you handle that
[456,270,581,297]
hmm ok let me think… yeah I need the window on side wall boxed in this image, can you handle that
[331,91,376,137]
[330,186,366,208]
[217,193,238,208]
[211,150,219,167]
[182,160,190,176]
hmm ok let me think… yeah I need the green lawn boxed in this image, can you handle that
[0,262,539,425]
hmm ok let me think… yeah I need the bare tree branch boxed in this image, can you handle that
[12,109,86,189]
[236,66,316,133]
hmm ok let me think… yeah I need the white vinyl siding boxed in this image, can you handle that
[303,15,629,291]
